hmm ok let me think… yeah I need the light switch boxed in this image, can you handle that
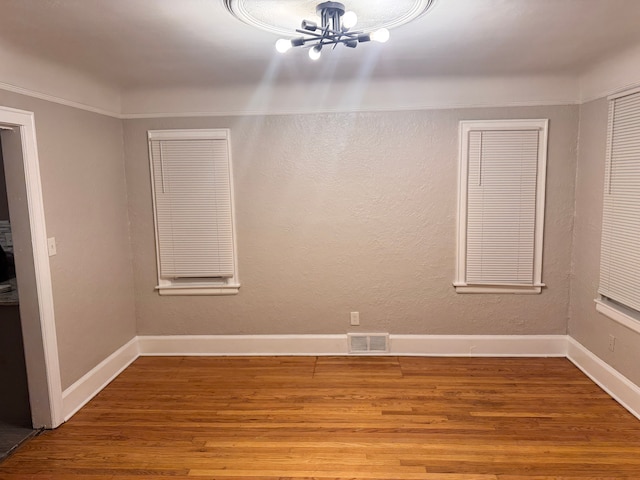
[47,237,57,256]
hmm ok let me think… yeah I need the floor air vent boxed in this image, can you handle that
[348,333,389,354]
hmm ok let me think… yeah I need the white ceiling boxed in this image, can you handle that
[1,0,640,93]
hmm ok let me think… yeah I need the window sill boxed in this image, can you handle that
[454,282,544,294]
[595,298,640,335]
[156,284,240,296]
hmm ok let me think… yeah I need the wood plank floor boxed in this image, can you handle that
[1,356,640,479]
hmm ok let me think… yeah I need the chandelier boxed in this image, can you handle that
[274,1,390,60]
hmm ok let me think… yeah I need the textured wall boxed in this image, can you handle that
[124,105,578,336]
[569,98,640,385]
[0,90,137,389]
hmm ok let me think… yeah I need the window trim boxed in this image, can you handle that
[595,87,640,326]
[148,128,240,296]
[595,298,640,335]
[454,119,548,294]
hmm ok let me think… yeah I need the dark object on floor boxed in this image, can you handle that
[0,423,37,462]
[0,245,15,282]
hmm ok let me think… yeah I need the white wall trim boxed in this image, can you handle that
[0,106,64,428]
[0,54,639,117]
[18,109,65,427]
[0,77,578,120]
[0,43,121,117]
[120,76,579,118]
[389,334,567,357]
[60,334,640,425]
[566,337,640,421]
[455,119,549,295]
[0,74,580,120]
[0,81,121,119]
[595,298,640,335]
[579,43,640,104]
[120,100,578,120]
[137,334,567,357]
[137,334,349,356]
[580,80,640,106]
[62,337,139,421]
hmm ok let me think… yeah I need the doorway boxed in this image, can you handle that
[0,106,63,440]
[0,133,37,458]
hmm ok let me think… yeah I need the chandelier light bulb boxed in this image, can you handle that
[371,28,390,43]
[342,11,357,29]
[309,45,322,60]
[268,2,396,58]
[275,38,293,53]
[228,0,439,59]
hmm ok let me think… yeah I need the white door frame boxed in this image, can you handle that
[0,105,63,428]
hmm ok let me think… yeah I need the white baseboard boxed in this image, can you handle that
[61,337,139,421]
[137,334,349,356]
[137,334,567,357]
[60,334,640,424]
[390,334,567,356]
[566,337,640,420]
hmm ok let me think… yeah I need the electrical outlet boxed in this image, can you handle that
[608,334,616,352]
[350,312,360,326]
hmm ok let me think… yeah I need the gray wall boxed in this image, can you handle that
[8,86,635,399]
[124,105,578,336]
[0,90,137,389]
[569,98,640,385]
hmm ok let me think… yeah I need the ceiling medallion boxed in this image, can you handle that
[224,0,437,59]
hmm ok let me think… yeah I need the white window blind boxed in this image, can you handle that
[455,119,548,294]
[598,90,640,314]
[148,129,239,295]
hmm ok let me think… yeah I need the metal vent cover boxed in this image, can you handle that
[348,333,389,354]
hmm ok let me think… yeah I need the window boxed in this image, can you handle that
[454,119,548,294]
[596,89,640,333]
[148,129,239,295]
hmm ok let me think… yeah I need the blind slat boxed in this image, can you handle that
[599,92,640,312]
[150,137,235,279]
[466,129,540,284]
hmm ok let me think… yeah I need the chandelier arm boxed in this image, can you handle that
[275,1,391,57]
[320,25,332,42]
[328,29,361,37]
[295,29,324,39]
[322,27,363,37]
[294,28,362,39]
[302,37,359,48]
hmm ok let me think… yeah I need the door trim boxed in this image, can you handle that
[0,105,63,428]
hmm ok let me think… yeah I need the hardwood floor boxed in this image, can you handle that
[1,356,640,479]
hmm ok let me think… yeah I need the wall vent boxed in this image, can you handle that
[348,333,390,354]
